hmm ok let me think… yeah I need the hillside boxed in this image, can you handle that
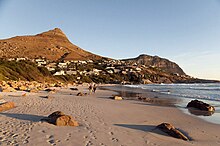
[0,28,102,61]
[122,54,185,75]
[0,60,51,81]
[0,28,218,84]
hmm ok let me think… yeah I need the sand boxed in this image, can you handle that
[0,85,220,146]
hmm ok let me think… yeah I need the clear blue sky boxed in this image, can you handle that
[0,0,220,80]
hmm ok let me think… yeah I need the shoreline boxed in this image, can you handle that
[0,84,220,145]
[101,84,220,125]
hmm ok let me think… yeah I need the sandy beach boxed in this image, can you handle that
[0,85,220,146]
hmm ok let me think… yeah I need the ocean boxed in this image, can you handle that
[126,83,220,124]
[126,83,220,101]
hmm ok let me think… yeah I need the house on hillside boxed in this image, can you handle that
[16,58,26,61]
[46,63,56,71]
[66,70,77,75]
[53,70,66,76]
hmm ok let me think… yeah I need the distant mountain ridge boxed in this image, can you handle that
[0,28,210,84]
[122,54,185,75]
[0,28,102,61]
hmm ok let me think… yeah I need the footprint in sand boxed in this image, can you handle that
[46,135,54,139]
[108,132,114,136]
[46,135,56,145]
[91,136,97,140]
[111,137,119,142]
[47,139,56,145]
[23,139,29,144]
[12,133,19,138]
[84,126,90,130]
[38,129,46,133]
[67,133,71,137]
[85,140,93,146]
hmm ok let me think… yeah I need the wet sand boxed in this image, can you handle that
[0,85,220,146]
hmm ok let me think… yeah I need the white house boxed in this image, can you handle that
[66,70,77,75]
[53,70,66,76]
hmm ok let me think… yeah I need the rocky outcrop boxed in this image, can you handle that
[187,100,215,112]
[157,123,189,141]
[0,101,15,112]
[42,111,79,126]
[0,81,66,93]
[122,54,185,75]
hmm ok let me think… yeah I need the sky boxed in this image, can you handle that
[0,0,220,80]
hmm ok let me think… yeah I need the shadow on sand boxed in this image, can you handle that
[114,124,168,137]
[114,123,192,140]
[0,113,46,122]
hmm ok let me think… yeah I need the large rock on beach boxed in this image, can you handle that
[157,123,189,141]
[114,96,123,100]
[187,99,215,112]
[0,101,15,112]
[42,111,79,126]
[110,96,123,100]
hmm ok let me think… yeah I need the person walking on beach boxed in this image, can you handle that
[93,84,97,93]
[88,84,93,94]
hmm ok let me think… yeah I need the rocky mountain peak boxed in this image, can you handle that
[122,54,186,75]
[37,28,67,39]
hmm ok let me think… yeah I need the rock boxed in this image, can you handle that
[0,99,7,104]
[2,87,17,92]
[49,90,56,94]
[46,89,57,94]
[29,88,38,93]
[188,108,214,116]
[42,111,79,126]
[48,111,65,118]
[157,123,189,141]
[22,93,27,97]
[18,85,27,91]
[187,100,215,112]
[76,92,87,96]
[45,88,56,92]
[0,102,15,112]
[111,96,123,100]
[70,87,78,91]
[137,97,146,101]
[44,95,54,99]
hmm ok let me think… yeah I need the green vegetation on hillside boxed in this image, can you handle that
[0,60,52,81]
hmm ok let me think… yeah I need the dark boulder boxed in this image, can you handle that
[187,100,215,112]
[157,123,189,141]
[70,87,78,91]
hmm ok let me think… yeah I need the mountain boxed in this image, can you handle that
[1,28,218,84]
[122,54,185,75]
[0,28,102,61]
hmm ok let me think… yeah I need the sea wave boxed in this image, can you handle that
[125,83,220,101]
